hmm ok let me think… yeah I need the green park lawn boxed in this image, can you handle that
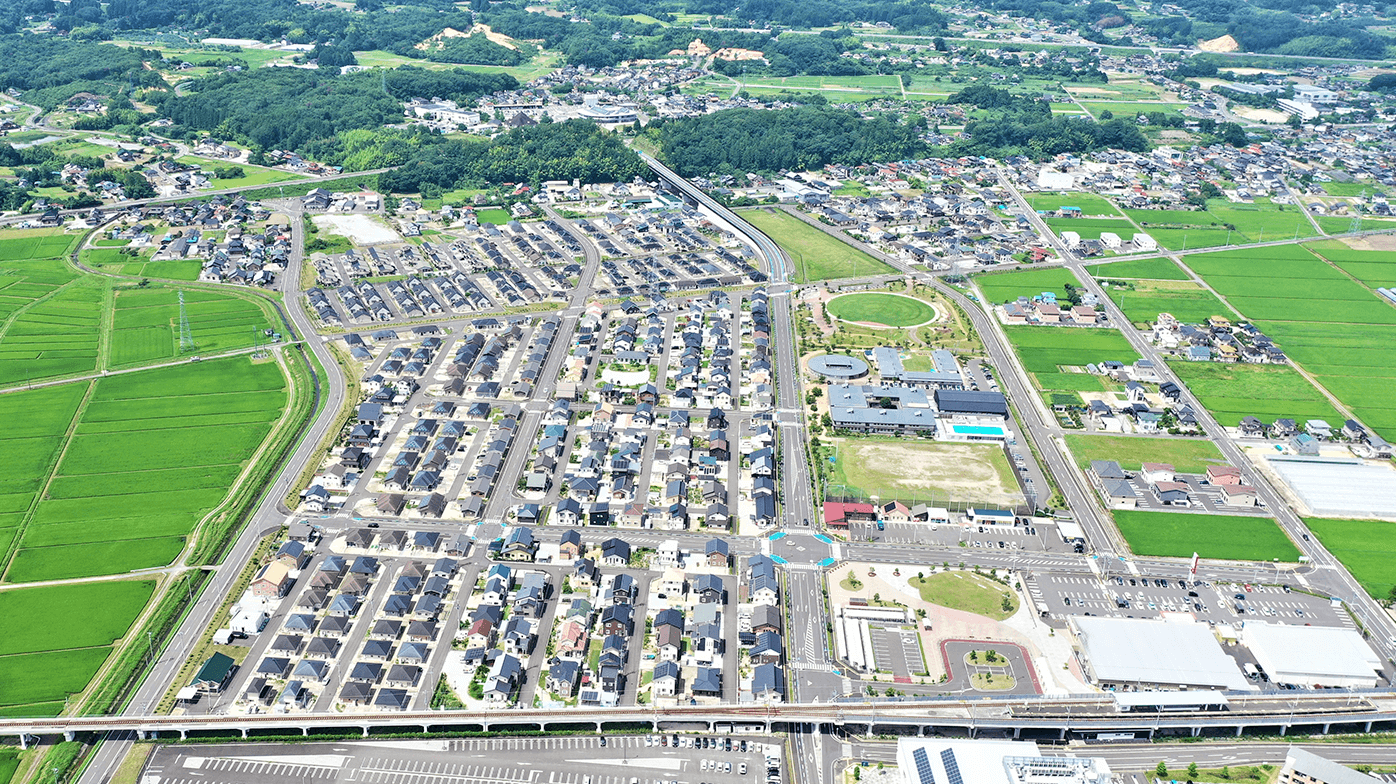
[825,292,935,327]
[1113,510,1300,562]
[474,207,512,225]
[908,572,1019,620]
[974,267,1082,305]
[1064,434,1226,474]
[175,156,306,188]
[741,208,893,282]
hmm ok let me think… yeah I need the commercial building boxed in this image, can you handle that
[1071,616,1251,691]
[1242,623,1382,688]
[897,739,1111,784]
[1279,747,1378,784]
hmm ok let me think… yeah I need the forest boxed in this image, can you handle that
[652,107,928,177]
[940,86,1150,158]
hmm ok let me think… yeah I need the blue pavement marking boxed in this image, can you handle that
[814,534,834,544]
[771,555,789,565]
[769,532,788,541]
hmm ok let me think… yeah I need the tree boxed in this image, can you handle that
[1221,767,1230,779]
[1157,762,1169,778]
[1188,763,1200,779]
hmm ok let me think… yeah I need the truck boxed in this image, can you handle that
[1243,662,1260,680]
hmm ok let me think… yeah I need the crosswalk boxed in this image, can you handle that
[448,736,642,752]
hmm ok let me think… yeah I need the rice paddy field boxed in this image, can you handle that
[109,287,274,367]
[1026,192,1122,216]
[1113,509,1300,562]
[1177,244,1396,439]
[82,246,201,281]
[974,267,1083,305]
[1,355,289,584]
[1044,216,1138,241]
[1003,325,1141,394]
[1168,361,1343,427]
[0,580,155,715]
[1304,517,1396,599]
[1122,203,1317,250]
[1089,257,1190,280]
[1101,279,1236,328]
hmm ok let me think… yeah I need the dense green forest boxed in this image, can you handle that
[0,35,165,107]
[943,86,1150,158]
[652,107,928,177]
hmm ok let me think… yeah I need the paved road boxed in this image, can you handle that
[77,200,350,784]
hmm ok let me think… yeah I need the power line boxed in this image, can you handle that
[177,291,194,353]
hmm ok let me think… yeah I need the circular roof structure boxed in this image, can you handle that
[809,353,869,380]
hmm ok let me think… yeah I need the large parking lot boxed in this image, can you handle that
[142,735,784,784]
[844,520,1077,554]
[1026,572,1357,629]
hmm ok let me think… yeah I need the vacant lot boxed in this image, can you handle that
[1026,193,1121,216]
[1113,510,1300,562]
[827,438,1022,506]
[826,293,935,327]
[1102,279,1235,327]
[1064,434,1226,474]
[741,208,893,283]
[1168,361,1342,428]
[975,267,1082,305]
[1305,517,1396,599]
[909,571,1018,620]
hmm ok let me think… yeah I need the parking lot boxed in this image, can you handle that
[1026,572,1356,629]
[845,519,1076,554]
[143,735,783,784]
[867,623,927,679]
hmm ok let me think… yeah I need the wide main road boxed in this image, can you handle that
[76,201,351,784]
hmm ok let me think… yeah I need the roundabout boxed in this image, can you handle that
[825,292,940,328]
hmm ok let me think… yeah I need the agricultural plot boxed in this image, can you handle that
[1113,509,1299,562]
[3,356,288,583]
[1102,279,1235,327]
[1044,217,1138,241]
[1122,207,1294,250]
[1026,192,1121,216]
[1168,361,1342,428]
[1064,434,1226,474]
[1304,517,1396,599]
[1316,216,1395,235]
[83,247,200,282]
[109,286,275,367]
[0,384,86,532]
[1305,241,1396,289]
[974,267,1082,305]
[1090,257,1190,280]
[1004,325,1140,393]
[741,208,893,282]
[0,580,154,715]
[1258,321,1396,440]
[1080,101,1185,119]
[1205,201,1316,242]
[0,283,102,386]
[175,156,307,188]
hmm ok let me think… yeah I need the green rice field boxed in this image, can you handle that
[1026,192,1122,216]
[1113,510,1300,562]
[974,267,1082,305]
[1168,361,1343,428]
[1004,325,1140,393]
[1044,216,1137,241]
[1090,257,1190,280]
[1102,279,1236,327]
[1304,517,1396,599]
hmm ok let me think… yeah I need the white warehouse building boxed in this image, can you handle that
[1242,623,1382,688]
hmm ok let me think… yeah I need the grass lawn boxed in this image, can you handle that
[1102,279,1235,327]
[1321,181,1381,197]
[1089,257,1190,280]
[826,438,1022,506]
[1168,361,1342,428]
[825,292,935,327]
[175,156,306,187]
[1080,101,1185,119]
[741,208,893,283]
[1064,434,1226,474]
[1026,192,1121,217]
[908,572,1018,620]
[1113,510,1300,562]
[970,671,1016,690]
[1304,517,1396,599]
[974,267,1082,305]
[473,207,512,225]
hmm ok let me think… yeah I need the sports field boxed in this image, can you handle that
[1304,517,1396,599]
[0,580,154,715]
[742,208,893,283]
[825,293,935,327]
[1064,434,1226,474]
[2,356,288,583]
[1102,279,1235,328]
[826,438,1022,507]
[1090,257,1190,280]
[1113,509,1300,562]
[1003,325,1140,393]
[1177,244,1396,439]
[974,267,1082,305]
[1168,361,1343,428]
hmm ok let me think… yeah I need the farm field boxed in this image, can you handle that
[1122,206,1311,250]
[0,383,86,533]
[1004,325,1140,393]
[1304,517,1396,599]
[109,286,275,367]
[1090,257,1190,280]
[825,438,1022,507]
[741,208,893,283]
[1168,361,1343,428]
[1257,321,1396,439]
[1316,216,1396,235]
[1102,279,1235,327]
[1205,201,1317,241]
[2,355,288,583]
[1044,216,1137,241]
[0,580,154,715]
[1080,101,1184,119]
[1305,241,1396,289]
[1064,434,1226,474]
[825,293,935,327]
[0,281,103,386]
[1112,509,1300,562]
[974,267,1082,305]
[1026,192,1121,216]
